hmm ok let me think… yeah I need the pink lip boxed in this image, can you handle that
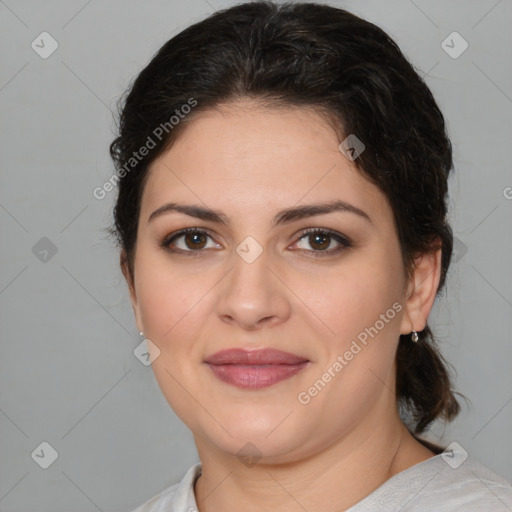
[204,348,309,389]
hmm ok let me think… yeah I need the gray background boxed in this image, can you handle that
[1,0,511,510]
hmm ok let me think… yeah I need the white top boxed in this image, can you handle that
[131,445,512,511]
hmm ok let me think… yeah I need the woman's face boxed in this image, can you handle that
[126,100,417,463]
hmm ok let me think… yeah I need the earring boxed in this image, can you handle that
[139,331,144,338]
[411,330,419,343]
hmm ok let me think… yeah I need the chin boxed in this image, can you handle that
[193,413,310,463]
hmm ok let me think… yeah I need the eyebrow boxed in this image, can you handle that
[147,199,372,226]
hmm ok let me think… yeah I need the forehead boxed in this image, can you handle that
[140,102,391,227]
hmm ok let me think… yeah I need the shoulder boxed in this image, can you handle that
[433,454,512,509]
[130,463,202,512]
[349,446,512,511]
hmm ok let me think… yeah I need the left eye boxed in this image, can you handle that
[292,229,351,254]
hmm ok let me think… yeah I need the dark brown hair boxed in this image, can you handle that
[109,1,462,434]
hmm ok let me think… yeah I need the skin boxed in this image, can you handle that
[122,99,442,511]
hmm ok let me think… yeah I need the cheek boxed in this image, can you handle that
[296,257,403,346]
[135,258,211,340]
[134,257,217,381]
[135,264,209,427]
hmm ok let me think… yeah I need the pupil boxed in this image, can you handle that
[311,233,329,250]
[186,232,206,249]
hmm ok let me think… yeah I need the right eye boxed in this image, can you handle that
[161,228,221,255]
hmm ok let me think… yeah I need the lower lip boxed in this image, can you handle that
[205,362,309,389]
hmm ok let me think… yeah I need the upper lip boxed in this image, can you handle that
[204,348,309,365]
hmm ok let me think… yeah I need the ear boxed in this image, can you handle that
[120,249,143,334]
[400,243,442,335]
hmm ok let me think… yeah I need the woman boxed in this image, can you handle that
[109,2,512,510]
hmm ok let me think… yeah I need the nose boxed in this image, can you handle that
[216,246,291,331]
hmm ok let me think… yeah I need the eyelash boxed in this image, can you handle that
[160,227,352,258]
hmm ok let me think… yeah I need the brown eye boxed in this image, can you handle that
[161,228,219,254]
[183,231,208,250]
[293,228,352,256]
[308,232,331,251]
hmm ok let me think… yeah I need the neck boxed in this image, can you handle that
[193,404,435,512]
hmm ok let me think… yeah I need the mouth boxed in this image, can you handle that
[204,348,310,389]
